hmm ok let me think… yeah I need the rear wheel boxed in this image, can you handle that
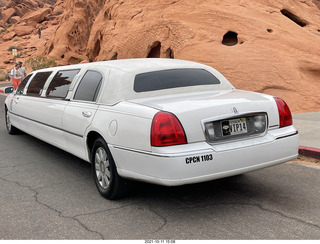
[5,106,20,135]
[91,137,130,199]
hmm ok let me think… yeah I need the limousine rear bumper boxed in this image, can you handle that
[110,126,299,186]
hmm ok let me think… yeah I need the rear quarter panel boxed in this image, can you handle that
[90,102,158,152]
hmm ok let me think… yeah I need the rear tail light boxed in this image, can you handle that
[274,97,292,128]
[151,111,187,147]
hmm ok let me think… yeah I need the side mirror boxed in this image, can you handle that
[4,86,14,94]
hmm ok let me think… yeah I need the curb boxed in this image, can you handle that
[299,146,320,160]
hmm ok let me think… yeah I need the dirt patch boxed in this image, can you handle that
[292,155,320,165]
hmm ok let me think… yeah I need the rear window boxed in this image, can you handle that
[134,69,220,92]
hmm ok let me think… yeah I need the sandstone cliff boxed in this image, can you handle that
[1,0,320,113]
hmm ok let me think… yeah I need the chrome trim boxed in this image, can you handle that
[232,107,239,114]
[111,145,214,158]
[201,111,267,124]
[275,131,298,140]
[68,73,82,91]
[201,112,269,145]
[269,124,279,129]
[82,111,92,117]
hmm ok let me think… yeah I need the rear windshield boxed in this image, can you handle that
[134,68,221,92]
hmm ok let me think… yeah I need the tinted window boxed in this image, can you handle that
[46,69,79,98]
[27,72,52,97]
[16,74,33,95]
[73,71,102,102]
[134,69,221,92]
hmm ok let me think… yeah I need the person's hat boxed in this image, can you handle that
[18,61,22,64]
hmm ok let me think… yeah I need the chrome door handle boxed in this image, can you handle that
[82,111,92,118]
[14,97,19,104]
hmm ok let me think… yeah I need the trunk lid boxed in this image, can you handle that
[129,89,279,143]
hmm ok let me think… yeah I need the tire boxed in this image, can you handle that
[5,106,20,135]
[91,137,130,199]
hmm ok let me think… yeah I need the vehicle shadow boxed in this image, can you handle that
[129,174,253,202]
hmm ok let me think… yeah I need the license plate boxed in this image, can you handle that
[221,118,247,136]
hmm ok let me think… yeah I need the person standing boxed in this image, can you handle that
[38,27,42,39]
[10,63,22,90]
[18,61,26,80]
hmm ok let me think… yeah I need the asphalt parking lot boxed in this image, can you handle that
[0,94,320,240]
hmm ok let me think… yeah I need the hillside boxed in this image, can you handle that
[1,0,320,113]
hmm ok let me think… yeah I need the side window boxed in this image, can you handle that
[16,74,33,95]
[46,69,79,99]
[73,71,102,102]
[26,72,52,97]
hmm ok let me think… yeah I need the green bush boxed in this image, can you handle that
[25,56,57,71]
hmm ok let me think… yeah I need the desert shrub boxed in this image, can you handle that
[7,46,18,51]
[25,56,57,71]
[0,70,9,81]
[0,70,6,81]
[55,11,63,16]
[69,57,83,65]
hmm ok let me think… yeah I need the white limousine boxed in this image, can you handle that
[4,59,299,199]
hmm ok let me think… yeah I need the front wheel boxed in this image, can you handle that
[91,137,130,199]
[5,106,20,135]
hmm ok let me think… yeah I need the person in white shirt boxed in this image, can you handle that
[18,61,26,80]
[10,63,22,90]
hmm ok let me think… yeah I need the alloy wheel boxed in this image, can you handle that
[95,147,111,189]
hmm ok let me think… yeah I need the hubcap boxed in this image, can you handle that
[95,147,111,189]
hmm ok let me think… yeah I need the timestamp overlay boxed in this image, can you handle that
[145,240,176,244]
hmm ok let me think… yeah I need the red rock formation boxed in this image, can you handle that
[43,0,104,64]
[0,0,320,113]
[313,0,320,9]
[13,24,34,36]
[21,8,52,27]
[0,1,6,8]
[2,8,15,23]
[2,31,15,41]
[5,0,43,17]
